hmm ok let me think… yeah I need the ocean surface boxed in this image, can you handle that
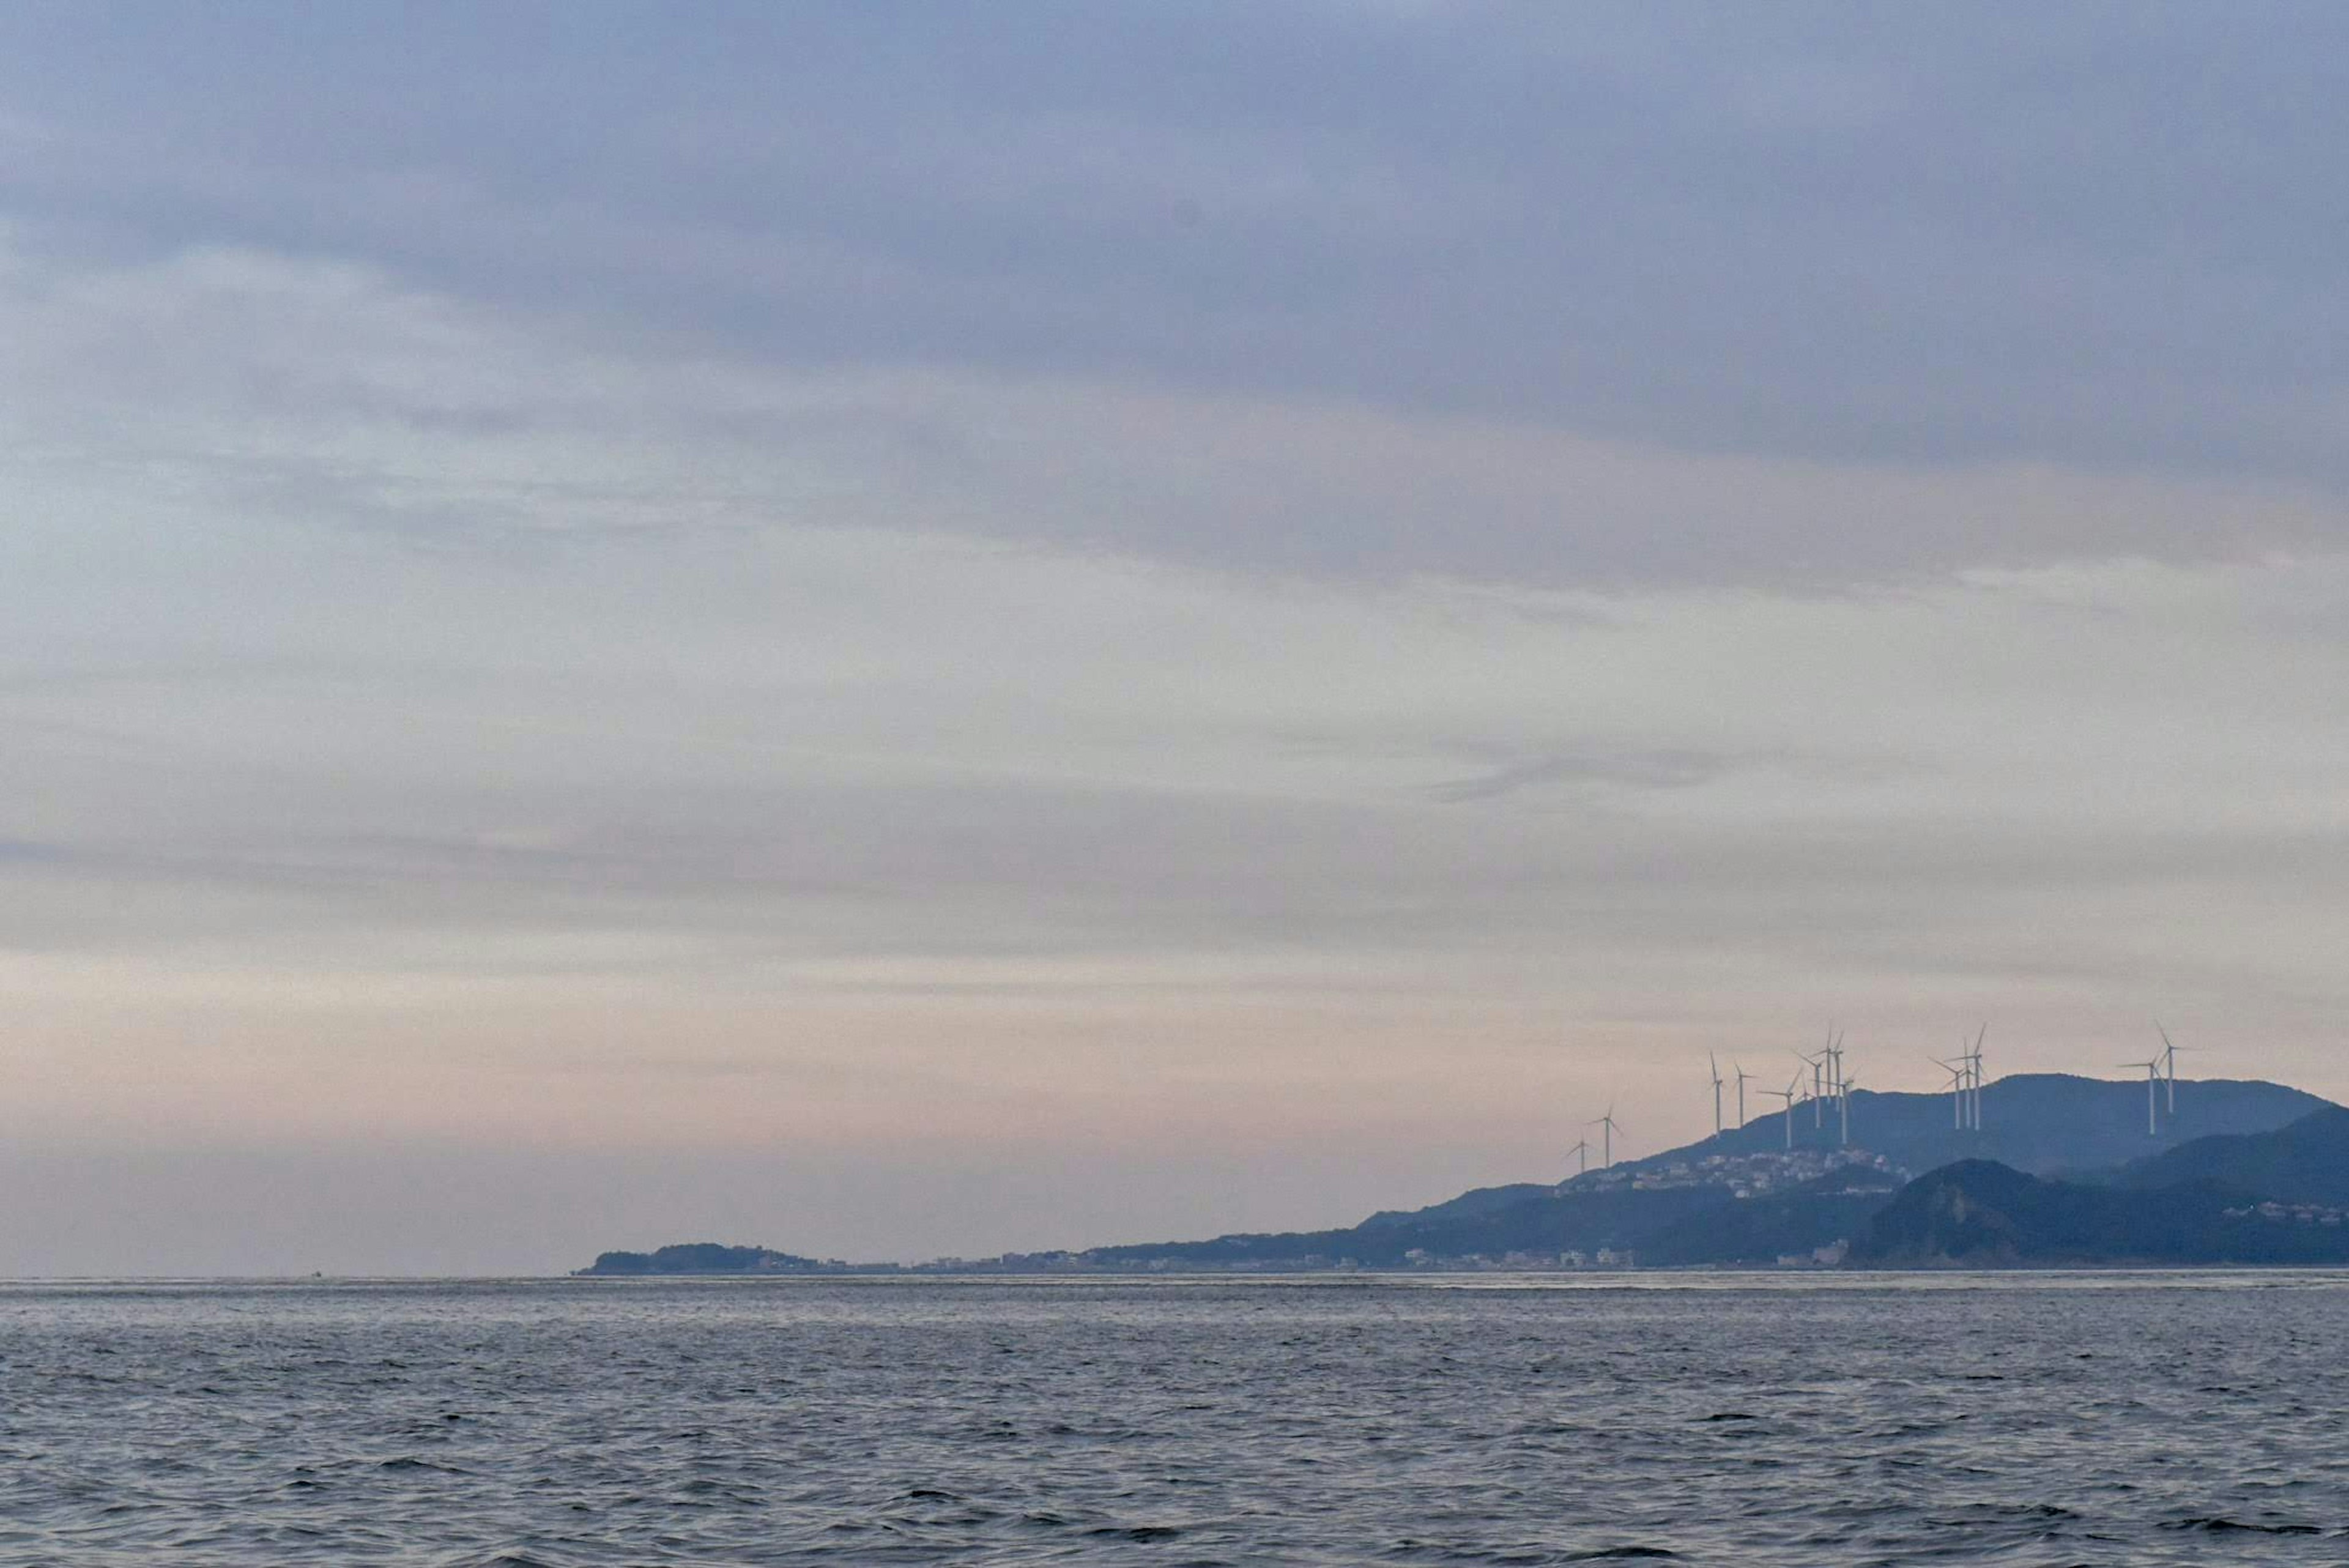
[4,1274,2346,1566]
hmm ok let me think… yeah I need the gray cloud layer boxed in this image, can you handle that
[2,7,2347,1269]
[6,2,2349,577]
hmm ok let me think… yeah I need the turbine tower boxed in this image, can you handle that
[1931,1052,1966,1129]
[1589,1106,1623,1169]
[1732,1062,1754,1129]
[1567,1137,1591,1176]
[1798,1035,1831,1129]
[1965,1024,1987,1131]
[1836,1053,1853,1147]
[1816,1027,1833,1126]
[1709,1053,1725,1138]
[2119,1060,2161,1135]
[1762,1075,1800,1149]
[2154,1024,2186,1115]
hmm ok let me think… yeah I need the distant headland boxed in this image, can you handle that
[581,1243,859,1276]
[579,1072,2349,1274]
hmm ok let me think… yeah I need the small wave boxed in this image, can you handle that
[1931,1501,2076,1526]
[1088,1524,1186,1542]
[1567,1549,1680,1561]
[2165,1516,2321,1535]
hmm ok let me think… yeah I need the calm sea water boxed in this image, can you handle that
[3,1273,2345,1566]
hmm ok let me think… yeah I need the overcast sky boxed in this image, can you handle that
[4,3,2347,1274]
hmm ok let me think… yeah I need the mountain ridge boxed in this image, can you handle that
[1855,1153,2349,1266]
[2107,1104,2349,1205]
[575,1074,2341,1274]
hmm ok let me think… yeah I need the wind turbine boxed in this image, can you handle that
[1964,1024,1987,1131]
[1822,1027,1849,1132]
[1818,1027,1836,1126]
[1930,1054,1967,1129]
[1589,1106,1624,1169]
[1709,1053,1725,1138]
[2154,1024,2186,1115]
[1732,1061,1754,1128]
[1835,1057,1854,1147]
[1761,1074,1800,1149]
[1566,1136,1591,1176]
[1797,1039,1828,1128]
[2119,1060,2161,1136]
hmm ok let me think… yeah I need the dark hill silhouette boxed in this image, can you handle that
[1644,1165,1902,1266]
[1361,1183,1555,1230]
[1080,1075,2332,1271]
[577,1243,846,1276]
[1360,1077,2328,1239]
[1855,1157,2349,1266]
[1083,1164,1912,1271]
[1081,1182,1731,1270]
[2109,1106,2349,1205]
[581,1077,2342,1274]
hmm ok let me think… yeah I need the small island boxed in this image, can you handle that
[576,1243,861,1276]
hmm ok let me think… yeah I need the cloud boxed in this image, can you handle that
[1423,747,1746,804]
[6,234,2345,596]
[4,3,2349,505]
[4,239,2346,995]
[4,10,2349,1267]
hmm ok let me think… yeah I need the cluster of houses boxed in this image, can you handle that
[1569,1145,1903,1198]
[2224,1200,2347,1227]
[1398,1246,1637,1270]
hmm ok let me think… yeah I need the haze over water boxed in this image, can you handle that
[7,1274,2342,1566]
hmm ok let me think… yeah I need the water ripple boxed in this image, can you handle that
[6,1274,2349,1564]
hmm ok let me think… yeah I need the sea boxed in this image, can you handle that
[4,1273,2344,1566]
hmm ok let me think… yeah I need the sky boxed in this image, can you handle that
[3,2,2347,1274]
